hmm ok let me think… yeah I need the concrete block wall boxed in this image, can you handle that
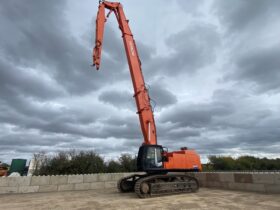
[0,172,279,195]
[0,173,134,195]
[192,172,280,193]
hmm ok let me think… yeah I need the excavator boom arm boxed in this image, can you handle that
[93,3,105,70]
[93,1,157,145]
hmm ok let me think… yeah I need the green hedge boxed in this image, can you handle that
[33,150,137,175]
[203,155,280,171]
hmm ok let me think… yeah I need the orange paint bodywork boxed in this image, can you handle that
[164,149,202,171]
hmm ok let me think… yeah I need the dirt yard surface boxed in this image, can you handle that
[0,188,279,210]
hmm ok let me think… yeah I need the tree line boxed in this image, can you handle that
[204,155,280,171]
[31,151,280,175]
[33,150,137,175]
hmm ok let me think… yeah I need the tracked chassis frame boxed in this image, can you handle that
[117,173,199,198]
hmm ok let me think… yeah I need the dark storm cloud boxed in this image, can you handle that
[160,101,233,128]
[212,0,280,93]
[0,0,128,97]
[231,118,280,146]
[37,113,143,141]
[0,58,64,100]
[98,90,134,109]
[0,132,75,147]
[0,0,157,163]
[148,83,177,108]
[213,0,280,32]
[157,125,201,141]
[164,23,220,73]
[157,87,280,156]
[0,95,107,140]
[145,23,220,76]
[136,41,155,64]
[0,1,134,146]
[210,89,274,130]
[98,81,177,110]
[212,114,280,156]
[225,46,280,92]
[97,112,201,145]
[0,112,141,153]
[67,137,141,157]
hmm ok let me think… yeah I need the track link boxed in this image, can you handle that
[134,174,199,198]
[117,174,147,193]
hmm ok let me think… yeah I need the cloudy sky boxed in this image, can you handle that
[1,0,280,164]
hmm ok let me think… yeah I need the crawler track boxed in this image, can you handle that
[118,173,199,198]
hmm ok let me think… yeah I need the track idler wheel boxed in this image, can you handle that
[134,179,151,198]
[117,177,134,193]
[140,182,150,194]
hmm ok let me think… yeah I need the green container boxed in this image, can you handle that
[9,159,27,176]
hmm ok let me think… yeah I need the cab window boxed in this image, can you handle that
[145,147,163,168]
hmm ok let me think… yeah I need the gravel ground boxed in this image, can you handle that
[0,188,279,210]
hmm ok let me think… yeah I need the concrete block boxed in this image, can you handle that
[39,185,58,192]
[68,175,83,184]
[265,184,280,193]
[116,173,134,179]
[31,176,50,186]
[91,182,105,190]
[206,173,220,182]
[221,182,229,189]
[194,173,206,182]
[16,176,31,186]
[274,174,280,184]
[105,181,117,189]
[228,182,246,191]
[83,174,98,183]
[244,183,265,192]
[198,181,206,187]
[58,184,74,191]
[98,173,112,181]
[252,174,274,184]
[219,173,234,183]
[1,177,31,187]
[0,178,8,187]
[204,181,228,189]
[50,176,68,185]
[75,183,91,191]
[111,173,126,181]
[0,186,18,194]
[18,186,39,193]
[234,174,253,183]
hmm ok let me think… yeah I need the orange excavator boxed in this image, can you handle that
[93,1,202,198]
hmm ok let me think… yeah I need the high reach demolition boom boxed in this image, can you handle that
[92,1,201,198]
[93,0,157,145]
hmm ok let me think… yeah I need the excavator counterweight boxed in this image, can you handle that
[92,1,202,198]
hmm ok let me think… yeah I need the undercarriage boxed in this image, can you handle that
[117,173,199,198]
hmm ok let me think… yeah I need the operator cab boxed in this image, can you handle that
[137,145,165,172]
